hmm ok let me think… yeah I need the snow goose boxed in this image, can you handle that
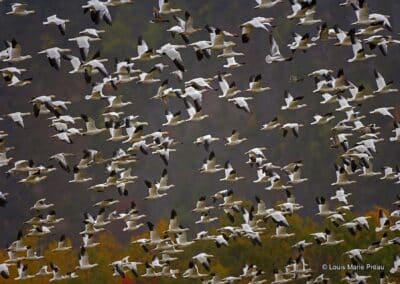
[2,39,32,63]
[82,0,112,25]
[192,253,213,271]
[158,0,182,15]
[284,163,308,185]
[281,123,303,137]
[281,91,306,110]
[266,210,289,227]
[266,35,292,64]
[246,74,270,93]
[370,107,394,118]
[261,116,280,130]
[38,47,71,70]
[4,75,31,88]
[200,151,223,174]
[332,164,356,186]
[225,130,247,146]
[223,56,245,69]
[347,83,373,102]
[373,69,398,94]
[265,172,292,190]
[183,99,209,122]
[79,28,105,38]
[331,188,352,205]
[254,0,282,9]
[206,26,236,51]
[288,33,316,52]
[82,58,109,79]
[297,12,322,26]
[194,134,219,151]
[220,161,245,182]
[183,261,208,278]
[155,168,175,191]
[193,196,214,213]
[0,264,10,280]
[43,15,70,35]
[218,73,241,98]
[52,235,72,252]
[271,225,294,239]
[69,166,92,183]
[156,44,186,72]
[228,97,253,113]
[287,0,316,20]
[137,67,161,84]
[312,229,343,246]
[167,12,200,43]
[76,246,98,270]
[348,34,376,62]
[5,112,30,128]
[240,17,273,43]
[69,36,100,60]
[315,197,337,216]
[144,180,167,200]
[134,36,161,62]
[311,112,335,125]
[380,166,399,181]
[30,198,54,211]
[14,262,34,280]
[6,3,35,16]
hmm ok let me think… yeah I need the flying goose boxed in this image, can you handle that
[194,134,219,151]
[30,198,54,211]
[266,35,292,64]
[132,36,160,62]
[200,151,223,174]
[220,161,245,182]
[373,69,398,94]
[158,0,182,14]
[261,116,280,130]
[228,97,253,113]
[76,246,98,270]
[370,107,394,118]
[79,28,105,38]
[311,112,335,125]
[43,15,70,35]
[225,130,247,146]
[281,123,304,137]
[281,91,307,110]
[69,36,100,60]
[288,33,316,52]
[6,3,35,16]
[193,196,215,213]
[348,34,376,62]
[315,196,337,216]
[240,17,273,43]
[3,74,32,88]
[2,39,32,63]
[82,0,112,25]
[38,47,71,70]
[254,0,283,9]
[167,12,200,43]
[157,43,186,72]
[246,74,270,93]
[144,180,167,200]
[218,73,241,98]
[5,112,30,128]
[14,261,34,280]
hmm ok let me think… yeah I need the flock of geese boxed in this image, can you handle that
[0,0,400,283]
